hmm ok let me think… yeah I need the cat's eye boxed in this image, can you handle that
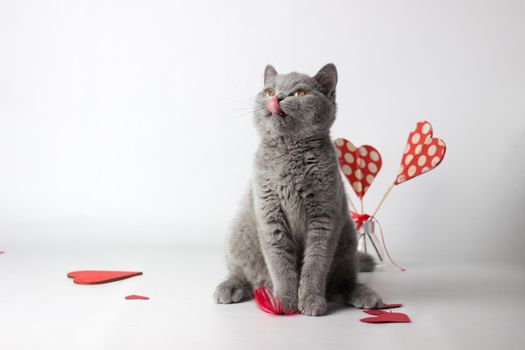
[263,89,275,97]
[294,90,305,97]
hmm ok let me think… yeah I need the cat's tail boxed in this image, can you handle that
[357,251,376,272]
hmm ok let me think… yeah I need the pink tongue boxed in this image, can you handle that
[267,96,281,114]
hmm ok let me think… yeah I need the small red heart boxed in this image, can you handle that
[360,310,411,323]
[125,294,150,300]
[67,270,142,285]
[333,138,382,199]
[395,121,446,185]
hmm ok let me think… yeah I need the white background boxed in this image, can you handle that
[1,1,525,349]
[0,1,525,261]
[2,0,524,263]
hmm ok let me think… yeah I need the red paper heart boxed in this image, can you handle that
[360,310,411,323]
[125,294,150,300]
[67,270,142,285]
[395,121,446,185]
[333,138,382,199]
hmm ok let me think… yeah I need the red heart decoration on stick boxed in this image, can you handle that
[333,138,382,199]
[395,121,446,185]
[360,310,411,323]
[67,270,142,285]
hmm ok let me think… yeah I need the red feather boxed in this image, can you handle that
[253,287,299,316]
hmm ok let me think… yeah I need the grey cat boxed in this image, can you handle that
[214,64,383,316]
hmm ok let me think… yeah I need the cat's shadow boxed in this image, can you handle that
[326,301,356,315]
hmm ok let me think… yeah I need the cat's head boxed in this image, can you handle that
[253,64,337,139]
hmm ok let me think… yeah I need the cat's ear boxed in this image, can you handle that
[314,63,338,99]
[264,65,278,85]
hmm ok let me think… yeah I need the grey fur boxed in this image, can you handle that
[214,64,383,316]
[356,251,376,273]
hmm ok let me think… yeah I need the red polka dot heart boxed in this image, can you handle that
[333,139,382,199]
[395,121,446,185]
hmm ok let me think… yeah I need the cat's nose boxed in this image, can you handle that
[267,95,282,114]
[276,92,286,101]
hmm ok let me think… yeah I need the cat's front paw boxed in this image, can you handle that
[214,279,251,304]
[279,295,299,313]
[349,283,383,309]
[299,294,327,316]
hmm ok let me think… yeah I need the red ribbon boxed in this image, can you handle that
[351,212,371,230]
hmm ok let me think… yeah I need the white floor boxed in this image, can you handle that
[1,247,524,350]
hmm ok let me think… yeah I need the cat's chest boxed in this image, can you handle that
[266,151,313,194]
[260,152,319,232]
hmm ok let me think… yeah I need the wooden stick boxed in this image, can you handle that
[347,195,358,213]
[371,183,395,218]
[367,232,383,262]
[360,198,364,214]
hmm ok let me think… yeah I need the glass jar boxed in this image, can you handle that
[357,219,385,263]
